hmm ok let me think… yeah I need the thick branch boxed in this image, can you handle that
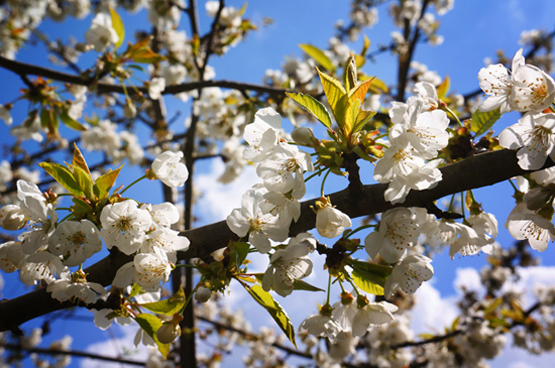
[0,148,551,331]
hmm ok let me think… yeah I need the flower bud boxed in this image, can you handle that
[0,205,27,231]
[124,100,137,119]
[291,127,316,146]
[195,286,212,303]
[156,321,181,344]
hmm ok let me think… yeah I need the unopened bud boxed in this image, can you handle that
[195,286,212,303]
[291,127,316,146]
[0,205,27,231]
[156,322,181,344]
[75,42,93,52]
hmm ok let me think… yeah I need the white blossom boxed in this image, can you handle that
[151,150,189,188]
[84,12,119,52]
[48,220,103,267]
[315,198,351,238]
[384,254,434,299]
[352,301,398,337]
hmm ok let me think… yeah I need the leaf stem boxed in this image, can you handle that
[320,168,332,197]
[120,174,147,195]
[444,105,463,128]
[344,224,376,239]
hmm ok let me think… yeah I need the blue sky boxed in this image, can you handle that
[2,0,555,367]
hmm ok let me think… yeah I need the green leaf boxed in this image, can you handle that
[39,162,83,196]
[352,109,376,134]
[132,49,166,64]
[40,108,59,136]
[109,7,125,48]
[233,241,250,269]
[134,314,170,358]
[242,283,296,347]
[93,164,123,200]
[317,68,346,112]
[73,166,95,201]
[71,197,93,214]
[59,110,87,131]
[292,279,325,292]
[470,108,501,137]
[72,144,91,176]
[352,269,384,295]
[299,44,335,71]
[437,76,450,99]
[366,76,389,94]
[348,259,392,287]
[141,287,186,316]
[286,92,333,129]
[129,283,143,298]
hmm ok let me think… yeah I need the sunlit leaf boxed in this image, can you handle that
[39,162,83,196]
[348,259,392,287]
[93,164,123,200]
[132,48,166,64]
[73,166,95,201]
[299,44,335,71]
[366,76,389,94]
[129,283,143,298]
[109,7,125,48]
[286,92,333,129]
[141,287,186,316]
[352,269,384,295]
[352,109,376,134]
[469,108,501,137]
[317,68,346,113]
[134,314,170,358]
[437,75,450,99]
[59,110,87,131]
[292,279,325,292]
[233,241,250,269]
[72,144,91,177]
[242,283,296,347]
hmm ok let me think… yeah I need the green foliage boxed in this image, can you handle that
[286,92,333,129]
[352,269,384,295]
[134,314,170,358]
[39,162,83,197]
[348,259,392,288]
[299,44,335,72]
[93,165,123,200]
[58,110,87,131]
[231,241,250,270]
[141,287,186,316]
[469,108,501,137]
[109,7,125,48]
[242,283,297,347]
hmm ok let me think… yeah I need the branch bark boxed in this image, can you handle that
[0,148,550,332]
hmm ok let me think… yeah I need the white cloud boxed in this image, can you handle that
[410,281,458,335]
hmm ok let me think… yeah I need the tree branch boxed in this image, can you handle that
[0,148,551,332]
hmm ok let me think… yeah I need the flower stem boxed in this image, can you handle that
[320,168,332,197]
[326,273,332,305]
[444,105,463,128]
[304,167,327,183]
[120,175,147,195]
[344,224,376,239]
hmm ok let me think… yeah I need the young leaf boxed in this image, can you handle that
[109,7,125,48]
[299,44,335,72]
[71,197,93,214]
[469,108,501,137]
[352,109,377,134]
[93,164,123,200]
[437,75,450,99]
[348,259,392,287]
[348,76,374,104]
[141,287,186,316]
[132,48,166,64]
[134,314,170,358]
[40,108,59,135]
[58,110,87,131]
[317,67,346,112]
[352,269,384,295]
[292,279,325,292]
[342,54,357,92]
[129,282,143,298]
[39,162,83,196]
[232,241,250,269]
[366,76,389,94]
[73,166,95,201]
[286,92,333,129]
[242,283,296,347]
[72,144,91,177]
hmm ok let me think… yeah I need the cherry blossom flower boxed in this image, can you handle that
[100,200,152,255]
[226,189,289,253]
[352,300,398,337]
[331,294,357,332]
[47,270,106,304]
[262,233,315,297]
[151,150,189,188]
[93,309,132,330]
[256,145,313,198]
[0,241,26,272]
[134,247,173,291]
[19,252,68,285]
[315,197,351,238]
[48,220,103,267]
[498,112,555,170]
[84,12,119,52]
[384,254,434,299]
[148,77,166,100]
[299,310,342,343]
[0,204,27,231]
[243,107,283,162]
[19,196,58,255]
[505,203,555,252]
[365,208,421,263]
